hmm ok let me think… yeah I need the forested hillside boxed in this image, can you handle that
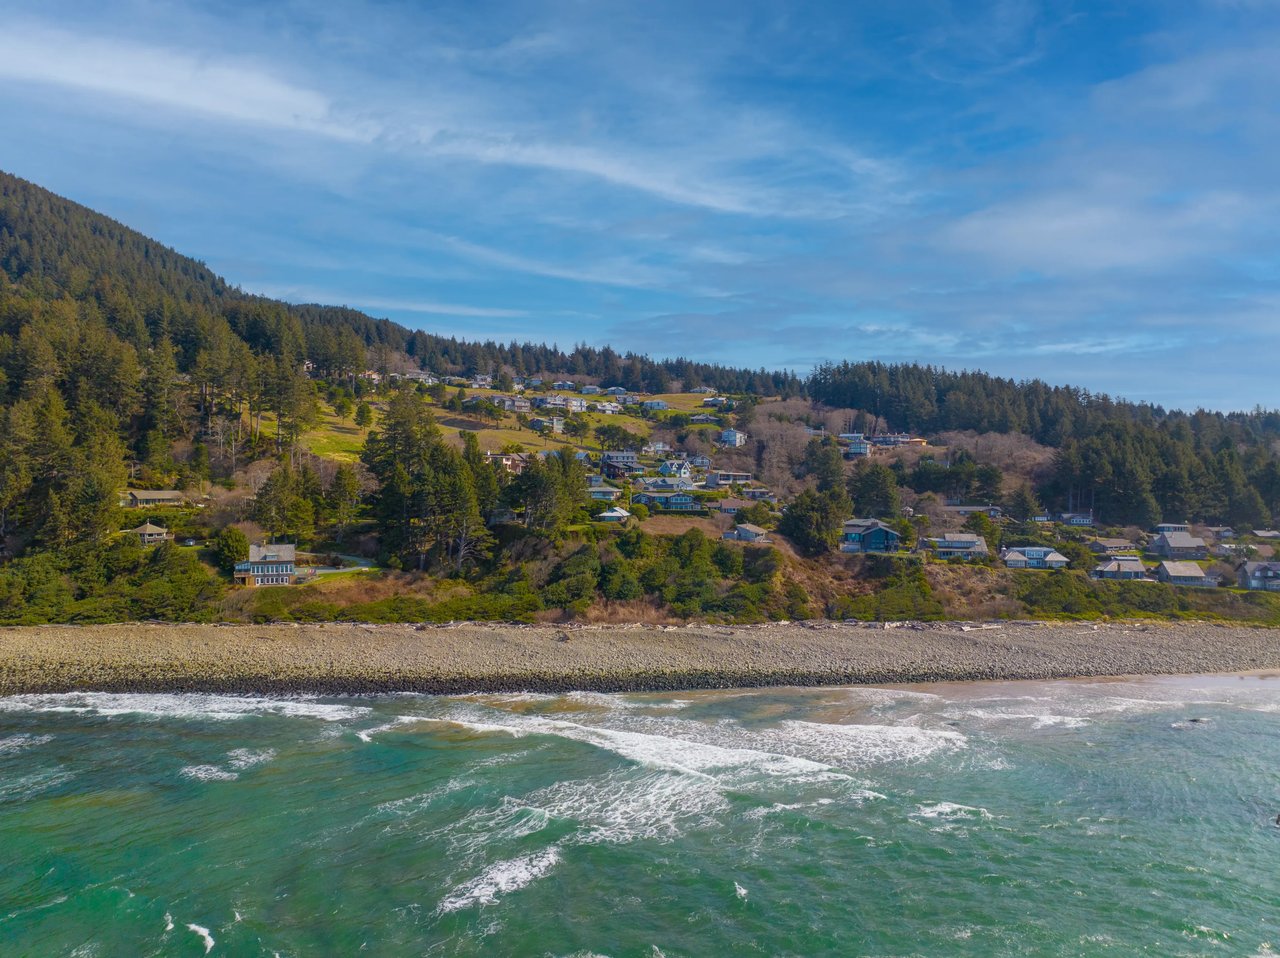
[3,168,1280,626]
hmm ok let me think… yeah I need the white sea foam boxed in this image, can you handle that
[0,692,367,723]
[187,923,215,953]
[944,708,1091,729]
[530,770,730,844]
[0,768,73,801]
[770,720,966,767]
[913,802,993,821]
[355,715,425,742]
[227,748,275,769]
[181,765,239,782]
[0,733,54,754]
[734,881,748,900]
[438,847,561,912]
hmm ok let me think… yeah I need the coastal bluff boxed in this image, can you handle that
[3,621,1280,696]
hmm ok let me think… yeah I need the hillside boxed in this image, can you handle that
[4,169,1280,628]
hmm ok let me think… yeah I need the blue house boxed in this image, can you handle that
[839,518,901,554]
[632,491,700,512]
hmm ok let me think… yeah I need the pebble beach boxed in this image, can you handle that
[3,620,1280,695]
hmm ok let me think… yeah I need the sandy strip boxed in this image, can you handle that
[2,620,1280,695]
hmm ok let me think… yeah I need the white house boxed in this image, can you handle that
[720,428,747,447]
[1001,546,1069,569]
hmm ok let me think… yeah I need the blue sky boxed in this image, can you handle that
[1,0,1277,411]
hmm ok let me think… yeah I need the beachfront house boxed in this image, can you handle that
[839,518,901,554]
[705,470,754,489]
[1239,561,1280,591]
[234,544,297,587]
[1093,557,1149,580]
[1156,561,1216,588]
[1001,546,1069,570]
[631,491,700,512]
[924,533,990,561]
[119,489,187,509]
[126,522,170,546]
[723,523,769,543]
[1152,531,1208,560]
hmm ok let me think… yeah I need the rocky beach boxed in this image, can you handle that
[3,620,1280,695]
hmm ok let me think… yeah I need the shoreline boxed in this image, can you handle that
[4,620,1280,696]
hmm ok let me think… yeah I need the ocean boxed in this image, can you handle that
[2,675,1279,956]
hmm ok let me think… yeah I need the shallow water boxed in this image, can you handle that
[2,675,1279,956]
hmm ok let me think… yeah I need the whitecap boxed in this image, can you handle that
[913,801,993,821]
[734,882,748,900]
[529,770,730,844]
[0,733,54,754]
[181,765,238,782]
[0,768,73,801]
[227,748,275,769]
[187,923,215,954]
[438,847,561,912]
[0,692,368,723]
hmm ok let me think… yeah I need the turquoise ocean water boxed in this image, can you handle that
[3,674,1279,956]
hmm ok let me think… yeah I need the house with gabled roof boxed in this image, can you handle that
[119,489,187,509]
[126,522,171,546]
[1093,556,1149,580]
[1239,561,1280,591]
[924,533,990,561]
[1001,546,1069,569]
[631,491,700,512]
[1152,531,1207,559]
[723,523,769,543]
[234,544,297,587]
[839,518,901,554]
[1156,560,1216,588]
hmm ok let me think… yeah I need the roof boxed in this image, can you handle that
[248,544,296,563]
[1158,532,1206,548]
[127,522,168,534]
[1095,558,1146,573]
[598,507,631,518]
[126,489,185,500]
[843,518,896,533]
[735,523,768,535]
[1242,561,1280,575]
[1159,560,1208,578]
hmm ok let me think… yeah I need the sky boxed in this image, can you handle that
[1,0,1277,412]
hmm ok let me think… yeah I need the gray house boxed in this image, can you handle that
[1239,561,1280,591]
[1156,560,1216,588]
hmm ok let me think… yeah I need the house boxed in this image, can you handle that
[602,450,641,467]
[641,399,669,412]
[702,396,729,407]
[604,386,629,396]
[925,533,990,560]
[1089,537,1137,555]
[602,459,645,480]
[659,459,692,478]
[714,497,753,515]
[689,414,720,425]
[1239,561,1280,591]
[234,544,297,587]
[485,452,530,475]
[126,522,170,546]
[593,401,624,414]
[688,454,712,469]
[580,385,602,395]
[1154,522,1190,536]
[119,490,187,509]
[565,397,588,413]
[640,476,695,492]
[720,428,748,447]
[470,375,493,389]
[1156,560,1216,588]
[494,395,532,413]
[705,470,754,489]
[595,506,631,523]
[1001,546,1069,569]
[1152,531,1208,560]
[689,386,717,394]
[839,433,871,458]
[940,504,1004,519]
[723,523,769,543]
[536,394,568,409]
[870,433,912,447]
[1206,526,1236,539]
[631,491,700,512]
[743,487,775,501]
[587,484,623,501]
[1058,512,1095,527]
[552,380,576,391]
[530,416,564,434]
[839,518,901,554]
[1253,529,1280,539]
[643,440,672,456]
[1093,557,1149,580]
